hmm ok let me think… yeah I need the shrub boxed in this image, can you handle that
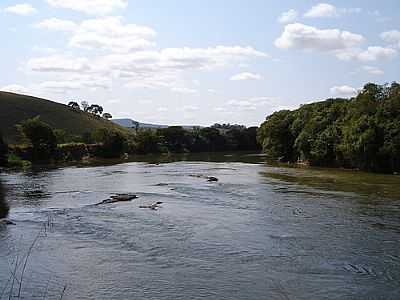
[17,117,57,161]
[92,128,127,158]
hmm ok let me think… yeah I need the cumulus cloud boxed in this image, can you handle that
[381,30,400,48]
[35,18,77,31]
[330,85,358,97]
[362,66,384,76]
[275,23,364,51]
[46,0,127,15]
[27,55,91,73]
[26,44,267,92]
[304,3,338,18]
[5,3,36,16]
[336,46,397,62]
[28,14,268,94]
[69,17,156,52]
[230,72,262,81]
[278,9,298,24]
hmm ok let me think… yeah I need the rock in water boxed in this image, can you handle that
[96,194,138,205]
[207,177,219,182]
[0,219,16,225]
[139,201,163,210]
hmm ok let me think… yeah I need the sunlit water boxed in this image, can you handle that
[1,153,400,299]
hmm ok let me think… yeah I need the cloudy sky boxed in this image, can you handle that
[1,0,399,126]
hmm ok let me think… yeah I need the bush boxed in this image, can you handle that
[92,128,127,158]
[7,153,31,169]
[17,117,57,161]
[57,143,89,161]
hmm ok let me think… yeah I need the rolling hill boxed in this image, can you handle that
[0,92,129,143]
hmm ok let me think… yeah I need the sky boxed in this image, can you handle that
[1,0,399,126]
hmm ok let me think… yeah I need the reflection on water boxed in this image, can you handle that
[0,180,8,219]
[0,153,399,299]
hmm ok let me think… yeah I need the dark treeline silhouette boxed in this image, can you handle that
[133,125,260,154]
[257,82,400,173]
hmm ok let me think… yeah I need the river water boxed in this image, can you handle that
[0,153,399,299]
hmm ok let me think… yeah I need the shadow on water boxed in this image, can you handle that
[261,163,400,200]
[0,179,9,219]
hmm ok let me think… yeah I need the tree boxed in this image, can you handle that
[17,117,57,161]
[68,101,80,110]
[0,133,8,167]
[103,113,112,120]
[257,110,295,161]
[92,128,127,158]
[81,101,89,112]
[157,126,189,153]
[87,104,103,116]
[257,82,400,173]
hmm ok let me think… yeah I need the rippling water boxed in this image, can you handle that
[1,153,400,299]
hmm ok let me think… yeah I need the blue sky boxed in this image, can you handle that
[1,0,399,126]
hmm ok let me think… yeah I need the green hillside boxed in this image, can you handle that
[0,92,129,143]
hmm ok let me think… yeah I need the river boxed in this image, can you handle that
[0,153,399,299]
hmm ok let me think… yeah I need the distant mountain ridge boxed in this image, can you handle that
[111,118,168,129]
[112,118,199,130]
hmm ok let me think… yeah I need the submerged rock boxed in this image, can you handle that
[139,201,163,210]
[0,219,16,225]
[96,194,138,205]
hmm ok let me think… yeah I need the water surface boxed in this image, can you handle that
[1,154,399,299]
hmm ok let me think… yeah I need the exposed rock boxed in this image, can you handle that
[207,177,219,182]
[96,194,138,205]
[139,201,163,210]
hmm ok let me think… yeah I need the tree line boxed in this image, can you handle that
[0,117,260,167]
[68,101,112,119]
[257,82,400,173]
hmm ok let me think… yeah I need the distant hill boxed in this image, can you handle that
[0,92,129,143]
[112,118,168,129]
[112,118,200,130]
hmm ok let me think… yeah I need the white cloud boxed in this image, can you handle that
[330,85,358,97]
[275,23,364,51]
[362,66,384,76]
[171,87,198,94]
[381,30,400,48]
[5,3,36,16]
[46,0,127,15]
[336,46,397,62]
[278,9,298,24]
[35,18,77,31]
[0,84,28,94]
[181,105,199,112]
[230,72,262,81]
[304,3,338,18]
[69,17,156,53]
[27,55,91,73]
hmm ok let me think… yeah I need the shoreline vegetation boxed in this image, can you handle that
[0,116,261,169]
[0,82,399,174]
[257,82,400,174]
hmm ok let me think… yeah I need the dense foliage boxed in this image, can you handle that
[258,82,400,173]
[0,133,8,166]
[132,125,261,154]
[17,117,58,161]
